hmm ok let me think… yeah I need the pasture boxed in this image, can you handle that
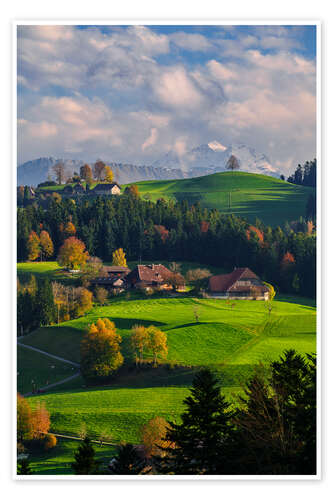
[126,171,314,227]
[24,295,316,459]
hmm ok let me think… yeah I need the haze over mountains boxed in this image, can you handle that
[17,141,280,186]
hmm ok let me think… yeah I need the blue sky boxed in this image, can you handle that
[17,24,316,173]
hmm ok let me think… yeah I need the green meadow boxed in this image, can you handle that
[23,294,316,469]
[126,171,314,227]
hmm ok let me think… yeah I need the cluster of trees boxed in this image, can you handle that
[17,276,93,334]
[79,319,169,382]
[287,159,316,187]
[17,191,316,297]
[51,160,114,186]
[69,349,316,476]
[52,282,93,323]
[131,325,168,367]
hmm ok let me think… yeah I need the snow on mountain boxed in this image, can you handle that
[153,142,280,178]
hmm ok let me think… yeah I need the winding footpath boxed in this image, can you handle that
[17,340,80,396]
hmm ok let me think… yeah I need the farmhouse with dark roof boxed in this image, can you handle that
[91,183,121,196]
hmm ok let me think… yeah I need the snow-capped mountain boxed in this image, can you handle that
[153,141,280,177]
[17,141,280,187]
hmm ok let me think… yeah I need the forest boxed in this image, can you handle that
[17,190,316,298]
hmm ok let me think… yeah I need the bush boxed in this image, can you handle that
[44,433,57,450]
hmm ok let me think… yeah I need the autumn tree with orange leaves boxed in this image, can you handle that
[32,402,51,439]
[80,318,123,380]
[141,416,170,458]
[57,237,89,270]
[27,231,40,261]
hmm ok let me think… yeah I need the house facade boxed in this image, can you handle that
[208,267,269,300]
[126,264,173,290]
[90,183,121,196]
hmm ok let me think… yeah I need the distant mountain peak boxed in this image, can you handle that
[208,140,227,152]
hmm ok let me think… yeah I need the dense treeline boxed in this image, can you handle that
[287,159,316,187]
[17,193,316,297]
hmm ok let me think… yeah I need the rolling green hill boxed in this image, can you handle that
[127,172,314,226]
[24,295,316,455]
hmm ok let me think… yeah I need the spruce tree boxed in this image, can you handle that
[72,437,99,475]
[17,458,32,475]
[155,369,235,475]
[35,278,56,326]
[109,444,145,475]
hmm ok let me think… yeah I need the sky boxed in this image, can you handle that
[17,24,317,174]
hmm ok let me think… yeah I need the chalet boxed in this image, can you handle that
[90,266,130,289]
[208,267,269,300]
[90,183,121,196]
[126,264,173,290]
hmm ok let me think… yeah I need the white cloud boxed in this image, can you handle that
[142,128,158,151]
[153,66,204,109]
[170,32,212,51]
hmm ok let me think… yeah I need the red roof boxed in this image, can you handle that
[209,268,261,293]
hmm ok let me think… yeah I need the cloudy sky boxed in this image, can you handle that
[17,24,316,173]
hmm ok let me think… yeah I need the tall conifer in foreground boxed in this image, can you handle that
[155,369,235,474]
[72,437,99,475]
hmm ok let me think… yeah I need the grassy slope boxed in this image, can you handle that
[127,172,314,226]
[17,345,77,394]
[24,296,316,438]
[26,438,117,475]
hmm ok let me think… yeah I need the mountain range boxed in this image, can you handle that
[17,142,280,186]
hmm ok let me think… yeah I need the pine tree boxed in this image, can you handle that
[35,279,56,326]
[155,369,235,474]
[17,458,32,475]
[72,437,99,475]
[109,444,145,475]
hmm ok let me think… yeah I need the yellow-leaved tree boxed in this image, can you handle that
[104,166,114,183]
[147,326,168,367]
[57,237,89,270]
[131,324,150,366]
[112,248,127,267]
[40,230,54,260]
[80,318,123,380]
[27,231,40,261]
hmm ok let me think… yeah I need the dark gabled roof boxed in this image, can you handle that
[73,183,85,191]
[63,184,74,192]
[209,267,262,293]
[127,264,173,284]
[93,183,121,191]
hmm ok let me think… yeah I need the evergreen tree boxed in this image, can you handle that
[109,444,146,475]
[35,279,56,326]
[17,458,32,475]
[72,437,99,475]
[155,369,235,474]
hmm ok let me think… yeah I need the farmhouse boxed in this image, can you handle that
[91,183,121,196]
[126,264,174,290]
[208,267,269,300]
[90,265,130,289]
[73,183,86,194]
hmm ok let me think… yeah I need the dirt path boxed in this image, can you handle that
[23,372,80,397]
[17,341,79,367]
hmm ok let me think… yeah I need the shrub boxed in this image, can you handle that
[44,433,57,450]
